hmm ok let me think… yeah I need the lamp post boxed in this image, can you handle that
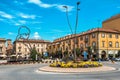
[63,2,80,61]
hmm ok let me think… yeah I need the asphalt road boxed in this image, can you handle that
[0,62,120,80]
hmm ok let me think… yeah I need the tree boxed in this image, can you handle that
[76,48,80,57]
[87,46,92,59]
[30,47,38,61]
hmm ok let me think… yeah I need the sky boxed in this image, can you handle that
[0,0,120,42]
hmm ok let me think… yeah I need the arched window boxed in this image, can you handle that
[80,43,83,47]
[109,41,112,47]
[116,42,119,48]
[92,41,96,47]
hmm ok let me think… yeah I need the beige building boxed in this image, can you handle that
[0,38,6,59]
[13,39,51,59]
[6,39,13,57]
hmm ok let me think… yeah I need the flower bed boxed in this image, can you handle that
[49,61,102,68]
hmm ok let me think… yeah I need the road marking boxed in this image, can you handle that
[35,70,68,74]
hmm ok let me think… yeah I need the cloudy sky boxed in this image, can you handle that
[0,0,120,42]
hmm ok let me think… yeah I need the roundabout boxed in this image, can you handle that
[0,62,120,80]
[38,65,116,73]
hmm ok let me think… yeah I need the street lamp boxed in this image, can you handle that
[63,2,80,61]
[63,6,73,34]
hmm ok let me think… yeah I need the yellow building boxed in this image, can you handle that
[47,28,120,59]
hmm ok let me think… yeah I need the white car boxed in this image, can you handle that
[115,58,120,61]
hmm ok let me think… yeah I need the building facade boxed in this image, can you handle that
[13,39,51,59]
[47,28,120,59]
[6,39,13,57]
[0,38,6,59]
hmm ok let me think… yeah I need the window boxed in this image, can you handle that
[0,47,2,52]
[92,42,96,47]
[25,48,27,52]
[80,43,83,47]
[76,38,79,44]
[38,44,39,47]
[18,47,21,49]
[101,33,105,38]
[41,48,43,52]
[19,49,21,52]
[116,34,119,39]
[109,41,112,47]
[33,44,35,47]
[86,35,88,38]
[116,42,119,48]
[109,34,112,38]
[85,43,88,48]
[80,36,83,41]
[41,44,43,47]
[92,33,95,38]
[69,45,71,50]
[38,49,39,52]
[102,41,105,47]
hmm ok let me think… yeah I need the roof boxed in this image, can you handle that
[0,38,6,42]
[14,39,51,43]
[103,14,120,23]
[53,28,120,42]
[78,28,120,36]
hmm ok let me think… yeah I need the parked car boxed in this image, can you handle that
[115,58,120,61]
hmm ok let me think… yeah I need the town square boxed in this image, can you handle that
[0,0,120,80]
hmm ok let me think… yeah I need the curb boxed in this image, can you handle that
[38,66,116,73]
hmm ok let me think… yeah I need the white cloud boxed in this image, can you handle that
[14,0,24,5]
[19,13,36,19]
[28,0,74,12]
[8,32,13,35]
[18,20,26,24]
[0,11,14,19]
[56,5,74,12]
[33,32,41,39]
[28,0,55,8]
[32,21,42,24]
[14,23,20,26]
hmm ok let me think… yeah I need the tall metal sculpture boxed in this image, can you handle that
[63,2,80,61]
[16,26,32,59]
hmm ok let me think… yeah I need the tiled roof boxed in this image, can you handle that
[103,14,120,23]
[15,39,51,43]
[53,28,120,42]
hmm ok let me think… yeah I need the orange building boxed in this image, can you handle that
[47,28,120,59]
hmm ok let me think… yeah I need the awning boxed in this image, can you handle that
[0,55,7,57]
[10,55,17,57]
[108,51,114,54]
[115,51,118,54]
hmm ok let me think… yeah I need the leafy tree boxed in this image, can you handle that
[30,47,38,61]
[76,48,80,57]
[87,46,92,59]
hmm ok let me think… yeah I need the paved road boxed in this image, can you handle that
[0,62,120,80]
